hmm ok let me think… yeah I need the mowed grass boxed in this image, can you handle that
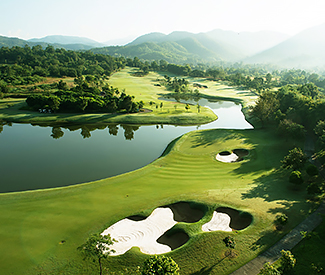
[0,128,314,274]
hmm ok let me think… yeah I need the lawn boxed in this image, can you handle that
[0,127,315,274]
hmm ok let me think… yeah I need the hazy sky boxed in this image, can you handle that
[1,0,325,42]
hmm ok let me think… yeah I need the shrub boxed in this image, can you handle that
[279,250,296,273]
[275,214,288,226]
[289,170,304,185]
[306,164,319,176]
[223,236,236,249]
[142,255,179,275]
[281,147,307,170]
[259,262,280,275]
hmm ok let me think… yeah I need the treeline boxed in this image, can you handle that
[0,45,126,85]
[250,82,325,169]
[251,83,324,131]
[125,56,325,93]
[26,76,144,113]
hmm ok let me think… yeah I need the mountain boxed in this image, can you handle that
[0,35,97,51]
[92,41,216,63]
[245,23,325,68]
[28,35,104,47]
[128,32,167,45]
[118,29,289,63]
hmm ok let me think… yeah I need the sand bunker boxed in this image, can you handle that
[216,149,249,163]
[101,203,249,256]
[216,207,252,230]
[166,201,205,223]
[101,207,177,255]
[202,212,232,232]
[157,230,189,250]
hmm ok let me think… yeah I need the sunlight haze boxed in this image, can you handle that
[1,0,325,43]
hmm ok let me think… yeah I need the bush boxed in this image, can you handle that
[275,214,288,225]
[279,250,296,273]
[223,236,236,249]
[259,262,280,275]
[306,164,319,176]
[142,255,179,275]
[281,147,307,170]
[289,170,304,185]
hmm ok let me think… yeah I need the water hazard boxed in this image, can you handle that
[0,99,252,192]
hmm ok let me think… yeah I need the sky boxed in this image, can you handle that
[1,0,325,43]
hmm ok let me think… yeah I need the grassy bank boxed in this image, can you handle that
[0,128,315,274]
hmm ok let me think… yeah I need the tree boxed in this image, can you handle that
[279,250,296,274]
[142,255,180,275]
[281,147,307,170]
[78,233,115,275]
[250,91,279,126]
[259,262,280,275]
[278,119,305,140]
[51,127,64,139]
[289,170,304,185]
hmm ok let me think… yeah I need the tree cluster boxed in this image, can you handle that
[0,45,126,85]
[250,83,325,134]
[26,76,144,114]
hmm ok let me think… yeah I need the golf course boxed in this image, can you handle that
[0,68,317,274]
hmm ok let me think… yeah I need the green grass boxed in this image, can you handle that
[0,128,315,274]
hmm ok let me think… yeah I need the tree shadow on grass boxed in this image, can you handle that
[189,263,217,275]
[188,129,254,150]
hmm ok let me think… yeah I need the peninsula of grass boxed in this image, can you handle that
[0,67,256,126]
[0,127,316,274]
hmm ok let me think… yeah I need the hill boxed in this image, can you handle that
[0,35,96,51]
[245,23,325,68]
[93,29,289,64]
[28,35,104,47]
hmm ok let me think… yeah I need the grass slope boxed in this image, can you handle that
[0,128,314,274]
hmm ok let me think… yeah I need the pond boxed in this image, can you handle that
[0,99,252,193]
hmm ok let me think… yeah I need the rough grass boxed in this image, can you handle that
[0,128,315,274]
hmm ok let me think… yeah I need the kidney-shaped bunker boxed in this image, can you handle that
[216,207,252,230]
[157,228,189,250]
[165,201,206,223]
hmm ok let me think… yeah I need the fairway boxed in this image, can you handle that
[0,127,313,274]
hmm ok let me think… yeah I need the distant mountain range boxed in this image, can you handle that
[0,35,99,51]
[1,24,325,68]
[245,23,325,68]
[92,30,289,64]
[28,35,105,48]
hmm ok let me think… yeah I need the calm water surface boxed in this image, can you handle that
[0,99,252,192]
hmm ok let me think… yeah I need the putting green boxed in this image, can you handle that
[0,128,312,274]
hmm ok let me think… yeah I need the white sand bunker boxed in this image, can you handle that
[202,211,232,232]
[101,207,177,255]
[216,152,239,163]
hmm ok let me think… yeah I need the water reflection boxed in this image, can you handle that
[0,100,253,192]
[46,124,141,141]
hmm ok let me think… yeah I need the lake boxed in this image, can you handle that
[0,99,252,193]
